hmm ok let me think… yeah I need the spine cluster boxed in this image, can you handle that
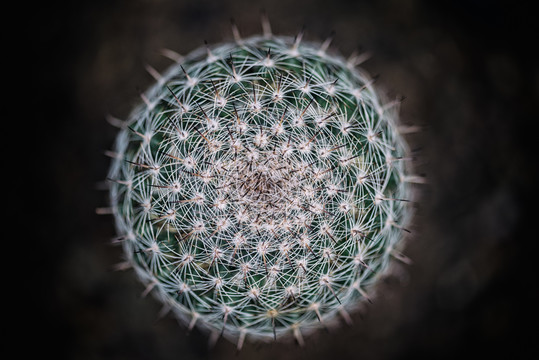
[108,31,415,348]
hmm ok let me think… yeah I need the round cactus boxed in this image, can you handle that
[108,28,415,348]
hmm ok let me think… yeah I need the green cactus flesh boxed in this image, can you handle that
[108,34,413,345]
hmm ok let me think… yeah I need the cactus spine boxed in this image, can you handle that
[108,28,415,348]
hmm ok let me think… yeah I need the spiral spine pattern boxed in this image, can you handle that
[108,32,415,348]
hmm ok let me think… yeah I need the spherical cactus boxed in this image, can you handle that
[107,26,416,349]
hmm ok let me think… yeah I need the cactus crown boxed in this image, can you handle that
[108,31,413,348]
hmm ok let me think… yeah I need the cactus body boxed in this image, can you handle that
[108,33,413,346]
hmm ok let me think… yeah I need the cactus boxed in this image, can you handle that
[107,24,416,349]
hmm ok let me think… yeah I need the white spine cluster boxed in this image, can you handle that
[108,31,416,348]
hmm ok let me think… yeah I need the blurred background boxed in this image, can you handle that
[25,0,537,359]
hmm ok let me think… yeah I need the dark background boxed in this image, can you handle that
[23,0,537,359]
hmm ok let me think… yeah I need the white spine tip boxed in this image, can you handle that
[347,51,372,68]
[293,325,304,347]
[144,64,163,82]
[391,250,413,265]
[95,207,113,215]
[261,11,272,38]
[398,125,424,134]
[105,114,125,128]
[403,174,427,184]
[159,48,184,63]
[231,19,242,44]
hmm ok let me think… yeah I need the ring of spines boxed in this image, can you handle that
[108,29,414,348]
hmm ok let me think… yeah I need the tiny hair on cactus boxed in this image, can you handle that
[105,17,419,349]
